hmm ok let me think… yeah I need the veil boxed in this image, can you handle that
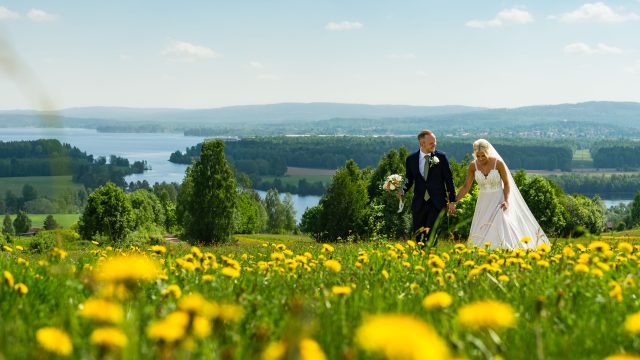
[473,140,549,247]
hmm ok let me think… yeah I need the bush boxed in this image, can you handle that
[78,182,134,242]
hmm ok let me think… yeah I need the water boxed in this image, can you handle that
[255,190,321,223]
[0,127,205,184]
[602,199,633,208]
[0,128,320,219]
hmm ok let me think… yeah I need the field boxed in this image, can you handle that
[3,231,640,359]
[262,174,333,187]
[0,176,84,197]
[26,214,80,228]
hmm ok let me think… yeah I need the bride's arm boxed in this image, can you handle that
[455,163,475,202]
[497,160,510,209]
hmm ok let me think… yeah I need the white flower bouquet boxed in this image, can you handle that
[382,174,407,213]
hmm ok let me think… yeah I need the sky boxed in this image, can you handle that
[0,1,639,110]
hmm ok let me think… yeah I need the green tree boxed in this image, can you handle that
[264,188,286,233]
[282,193,297,232]
[2,214,14,235]
[129,189,166,230]
[177,140,237,244]
[517,174,566,236]
[78,182,134,242]
[235,190,267,234]
[43,214,59,230]
[311,160,370,242]
[630,191,640,227]
[560,194,605,236]
[13,211,32,234]
[22,184,38,203]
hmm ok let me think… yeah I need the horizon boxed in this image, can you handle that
[1,1,639,111]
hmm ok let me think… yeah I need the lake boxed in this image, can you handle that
[0,127,321,221]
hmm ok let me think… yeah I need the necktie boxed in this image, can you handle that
[423,154,430,201]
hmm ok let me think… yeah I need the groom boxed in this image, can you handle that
[400,130,457,244]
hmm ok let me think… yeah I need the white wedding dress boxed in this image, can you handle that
[468,157,549,250]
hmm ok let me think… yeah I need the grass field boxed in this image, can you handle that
[3,231,640,359]
[261,174,333,186]
[21,213,80,228]
[0,176,84,197]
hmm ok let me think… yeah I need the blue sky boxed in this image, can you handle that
[0,1,639,110]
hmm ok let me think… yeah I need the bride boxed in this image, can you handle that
[454,139,549,249]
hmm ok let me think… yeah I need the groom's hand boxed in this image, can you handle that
[396,190,404,200]
[447,202,457,214]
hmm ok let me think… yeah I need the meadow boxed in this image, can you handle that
[0,175,84,197]
[2,232,640,359]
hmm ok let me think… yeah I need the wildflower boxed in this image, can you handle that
[2,245,13,252]
[428,255,445,269]
[147,314,187,343]
[574,264,590,273]
[52,247,68,259]
[36,327,73,356]
[324,260,341,273]
[321,244,334,253]
[222,267,241,278]
[605,354,640,360]
[406,240,416,248]
[625,311,640,334]
[15,245,23,251]
[589,241,611,253]
[202,274,214,282]
[618,242,634,254]
[609,282,623,302]
[80,298,124,324]
[458,300,516,330]
[520,236,532,244]
[178,293,216,318]
[498,275,509,282]
[90,327,128,348]
[150,245,166,255]
[381,270,389,280]
[13,283,28,295]
[262,341,287,360]
[299,338,327,360]
[536,244,551,254]
[94,255,159,283]
[163,284,182,299]
[409,283,420,292]
[355,314,450,360]
[332,285,352,296]
[3,271,14,288]
[422,291,453,310]
[563,246,576,257]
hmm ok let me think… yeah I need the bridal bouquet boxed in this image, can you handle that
[382,174,407,213]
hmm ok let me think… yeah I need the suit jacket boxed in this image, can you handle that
[404,149,456,212]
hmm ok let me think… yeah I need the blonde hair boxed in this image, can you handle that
[473,139,490,157]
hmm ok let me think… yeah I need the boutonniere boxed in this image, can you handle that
[429,154,440,167]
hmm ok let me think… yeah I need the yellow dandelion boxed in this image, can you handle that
[625,312,640,334]
[218,303,245,322]
[536,244,551,254]
[192,316,212,338]
[520,236,532,244]
[321,244,335,253]
[262,341,287,360]
[331,285,352,296]
[162,284,182,299]
[563,246,576,257]
[80,298,124,324]
[498,275,510,282]
[609,282,623,302]
[36,327,73,356]
[222,266,241,278]
[299,338,327,360]
[605,354,640,360]
[355,314,450,360]
[90,327,128,348]
[3,271,14,288]
[94,255,159,283]
[574,264,590,273]
[588,241,611,253]
[324,260,341,273]
[202,274,214,282]
[15,245,24,251]
[150,245,166,255]
[428,255,445,269]
[14,283,28,295]
[422,291,453,310]
[147,318,186,343]
[381,270,389,280]
[618,242,634,254]
[458,300,516,330]
[178,293,217,318]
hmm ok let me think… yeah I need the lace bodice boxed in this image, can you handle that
[474,160,502,192]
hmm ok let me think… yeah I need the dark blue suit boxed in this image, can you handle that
[404,149,456,239]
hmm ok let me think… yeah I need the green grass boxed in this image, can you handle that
[0,176,84,197]
[261,174,332,186]
[572,149,593,161]
[27,214,80,228]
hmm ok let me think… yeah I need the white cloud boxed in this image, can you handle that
[162,41,218,61]
[257,73,279,80]
[550,2,640,23]
[625,60,640,74]
[564,42,624,54]
[466,8,533,28]
[388,53,416,59]
[28,9,58,22]
[325,21,363,31]
[250,61,264,69]
[0,6,19,19]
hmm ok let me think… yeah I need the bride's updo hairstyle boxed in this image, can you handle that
[473,139,491,159]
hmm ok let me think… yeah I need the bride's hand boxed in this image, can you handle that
[500,201,509,210]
